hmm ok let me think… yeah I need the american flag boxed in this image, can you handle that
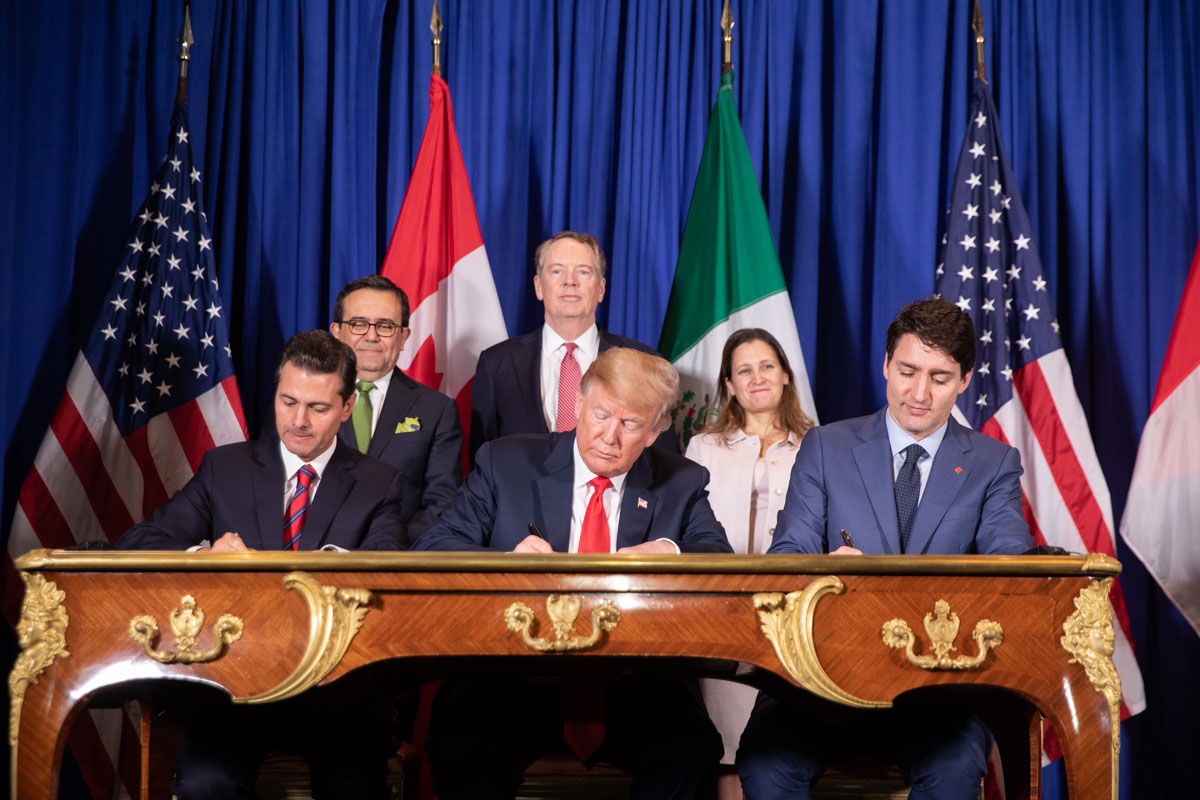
[3,101,247,798]
[935,78,1146,737]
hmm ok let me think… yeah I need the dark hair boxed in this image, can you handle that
[333,275,410,327]
[885,296,976,377]
[533,231,608,280]
[703,328,814,444]
[275,330,357,402]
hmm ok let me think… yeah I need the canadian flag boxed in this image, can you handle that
[1122,240,1200,637]
[381,74,507,464]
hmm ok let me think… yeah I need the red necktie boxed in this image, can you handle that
[282,465,315,551]
[555,342,581,432]
[577,476,612,553]
[564,475,613,761]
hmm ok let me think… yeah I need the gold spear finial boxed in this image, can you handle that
[721,0,734,74]
[176,3,194,102]
[431,0,444,78]
[972,0,987,83]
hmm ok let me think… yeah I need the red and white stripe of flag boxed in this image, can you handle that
[977,348,1145,720]
[4,353,246,798]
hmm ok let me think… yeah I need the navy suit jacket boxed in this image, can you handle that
[769,409,1031,555]
[338,367,462,543]
[117,439,406,551]
[469,327,678,463]
[414,432,731,553]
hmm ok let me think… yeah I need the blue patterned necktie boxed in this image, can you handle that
[894,444,927,553]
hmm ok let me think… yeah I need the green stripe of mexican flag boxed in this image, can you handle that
[659,70,817,446]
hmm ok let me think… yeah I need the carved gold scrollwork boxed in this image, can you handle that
[754,578,889,709]
[9,574,70,746]
[882,599,1003,670]
[238,572,372,704]
[129,595,244,664]
[1062,576,1122,797]
[504,594,621,653]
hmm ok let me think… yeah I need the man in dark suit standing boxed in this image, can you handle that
[737,298,1033,800]
[470,230,675,462]
[118,330,403,799]
[417,347,729,799]
[330,275,462,543]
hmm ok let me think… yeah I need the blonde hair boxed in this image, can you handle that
[580,348,679,432]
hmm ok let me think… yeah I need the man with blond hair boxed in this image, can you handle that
[418,347,729,798]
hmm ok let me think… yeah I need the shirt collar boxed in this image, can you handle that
[571,435,629,496]
[365,368,393,394]
[884,408,949,462]
[543,322,600,358]
[279,437,339,482]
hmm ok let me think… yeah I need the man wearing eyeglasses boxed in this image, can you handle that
[330,275,462,544]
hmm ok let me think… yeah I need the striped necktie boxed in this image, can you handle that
[555,342,581,432]
[283,465,316,551]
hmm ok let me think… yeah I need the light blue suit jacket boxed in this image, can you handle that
[769,409,1031,555]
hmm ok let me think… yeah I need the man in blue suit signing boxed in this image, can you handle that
[416,347,729,799]
[738,297,1032,800]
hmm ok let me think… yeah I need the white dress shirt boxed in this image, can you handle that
[541,323,600,430]
[279,438,338,514]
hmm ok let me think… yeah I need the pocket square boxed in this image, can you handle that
[395,416,422,433]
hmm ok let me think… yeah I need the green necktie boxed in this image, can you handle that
[351,380,376,453]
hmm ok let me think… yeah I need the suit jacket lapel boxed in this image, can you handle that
[534,433,575,551]
[253,441,286,550]
[300,442,355,550]
[907,418,975,555]
[369,368,419,459]
[852,411,902,554]
[513,332,547,433]
[616,453,656,550]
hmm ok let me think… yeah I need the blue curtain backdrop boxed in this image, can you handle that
[2,1,1198,796]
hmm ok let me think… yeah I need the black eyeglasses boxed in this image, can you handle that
[336,319,402,337]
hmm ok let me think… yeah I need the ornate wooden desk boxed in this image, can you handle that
[9,550,1122,799]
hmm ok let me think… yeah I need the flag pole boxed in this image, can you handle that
[176,3,194,103]
[972,0,987,83]
[721,0,734,75]
[430,0,443,78]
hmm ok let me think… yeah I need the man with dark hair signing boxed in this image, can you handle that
[118,330,404,799]
[737,297,1032,800]
[417,347,730,799]
[331,274,462,544]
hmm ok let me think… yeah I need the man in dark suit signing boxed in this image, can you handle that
[417,347,730,799]
[118,330,404,799]
[469,230,676,462]
[737,297,1033,800]
[330,275,462,543]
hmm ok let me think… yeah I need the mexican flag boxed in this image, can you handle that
[658,70,817,446]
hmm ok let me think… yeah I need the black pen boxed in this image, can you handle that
[528,522,548,541]
[839,529,855,548]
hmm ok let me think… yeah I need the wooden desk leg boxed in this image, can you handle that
[139,700,181,800]
[13,685,73,800]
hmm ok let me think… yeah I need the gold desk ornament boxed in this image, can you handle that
[754,578,888,709]
[504,594,621,653]
[881,599,1003,670]
[9,574,70,746]
[1062,577,1122,793]
[129,595,244,664]
[239,572,372,704]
